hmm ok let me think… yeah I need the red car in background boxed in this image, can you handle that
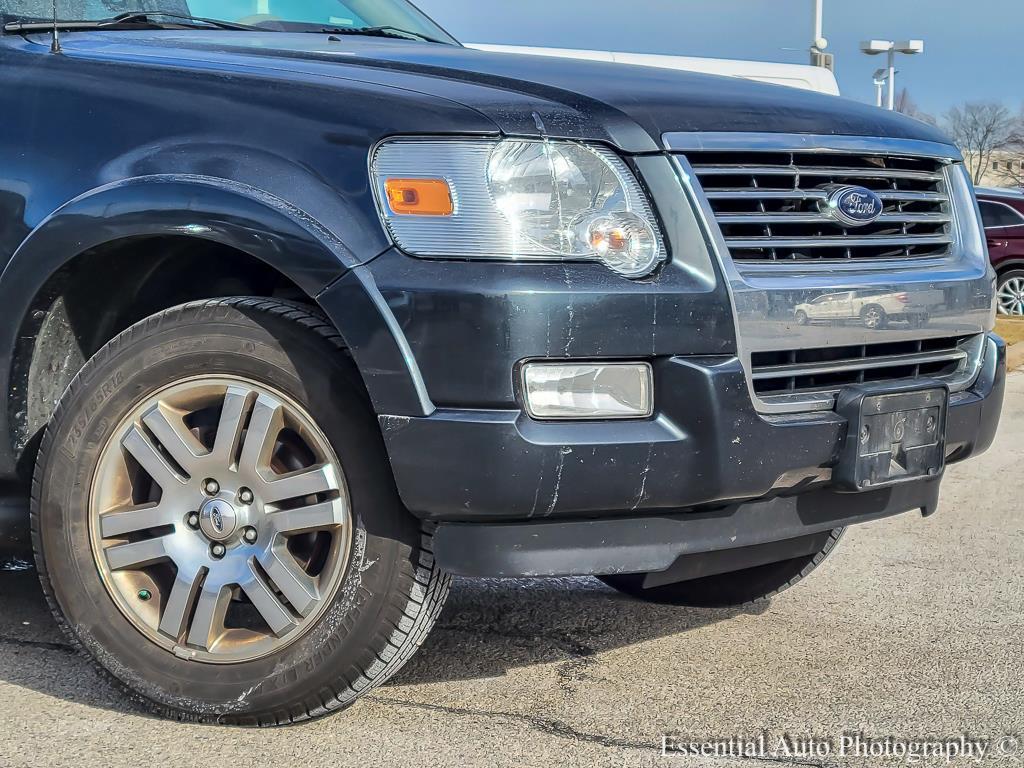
[977,187,1024,315]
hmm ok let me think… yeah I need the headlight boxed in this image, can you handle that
[371,138,666,278]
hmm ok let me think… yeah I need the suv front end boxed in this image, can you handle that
[324,132,1004,578]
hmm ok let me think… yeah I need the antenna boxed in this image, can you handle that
[50,0,61,54]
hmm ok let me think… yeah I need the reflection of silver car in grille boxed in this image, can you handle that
[794,289,944,329]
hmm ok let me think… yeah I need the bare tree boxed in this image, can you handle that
[943,102,1023,184]
[894,89,936,126]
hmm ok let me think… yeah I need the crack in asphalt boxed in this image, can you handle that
[0,633,75,654]
[368,694,654,751]
[432,621,603,693]
[369,695,826,767]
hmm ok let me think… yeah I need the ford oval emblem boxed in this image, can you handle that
[199,498,237,541]
[823,185,884,227]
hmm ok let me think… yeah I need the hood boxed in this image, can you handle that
[50,31,955,153]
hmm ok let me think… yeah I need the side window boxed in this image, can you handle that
[979,200,1024,229]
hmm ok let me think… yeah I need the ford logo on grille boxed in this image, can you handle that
[822,185,884,227]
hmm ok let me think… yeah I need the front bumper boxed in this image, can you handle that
[434,479,938,578]
[381,333,1004,523]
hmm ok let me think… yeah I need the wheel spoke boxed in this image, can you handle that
[241,562,298,637]
[159,566,204,640]
[262,464,338,504]
[99,503,175,538]
[208,387,254,467]
[122,425,188,490]
[270,500,346,535]
[238,395,284,477]
[186,580,232,651]
[105,536,171,571]
[142,404,206,477]
[259,545,320,616]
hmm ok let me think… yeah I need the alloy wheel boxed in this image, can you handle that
[997,276,1024,316]
[89,376,351,664]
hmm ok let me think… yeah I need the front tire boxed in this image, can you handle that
[32,299,449,725]
[860,304,888,330]
[597,529,844,608]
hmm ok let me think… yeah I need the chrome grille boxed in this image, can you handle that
[689,151,953,262]
[751,335,981,401]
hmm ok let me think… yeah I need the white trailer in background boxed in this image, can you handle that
[466,43,841,96]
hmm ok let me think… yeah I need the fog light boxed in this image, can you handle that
[521,362,653,420]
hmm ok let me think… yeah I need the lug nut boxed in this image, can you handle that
[239,488,254,504]
[204,479,220,495]
[186,513,200,529]
[211,543,227,559]
[243,527,258,544]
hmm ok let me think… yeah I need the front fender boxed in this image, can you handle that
[0,175,363,296]
[0,175,374,478]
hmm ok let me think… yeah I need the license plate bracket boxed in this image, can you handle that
[834,381,948,492]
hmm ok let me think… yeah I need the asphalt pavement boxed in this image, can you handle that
[1,372,1021,768]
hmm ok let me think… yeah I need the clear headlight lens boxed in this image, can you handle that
[372,138,666,278]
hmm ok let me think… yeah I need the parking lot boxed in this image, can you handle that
[0,372,1021,768]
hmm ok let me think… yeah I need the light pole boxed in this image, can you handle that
[810,0,830,67]
[872,68,889,108]
[860,40,924,110]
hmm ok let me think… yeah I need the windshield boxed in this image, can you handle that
[0,0,458,41]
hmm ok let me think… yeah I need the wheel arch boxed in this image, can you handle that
[1,178,421,483]
[995,259,1024,276]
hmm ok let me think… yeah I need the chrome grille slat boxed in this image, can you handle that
[691,165,945,182]
[704,189,948,203]
[687,148,953,263]
[876,190,949,202]
[704,189,828,200]
[716,212,951,225]
[724,234,953,249]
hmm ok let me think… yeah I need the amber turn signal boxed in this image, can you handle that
[384,178,453,216]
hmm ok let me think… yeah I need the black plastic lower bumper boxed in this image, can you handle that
[434,478,940,577]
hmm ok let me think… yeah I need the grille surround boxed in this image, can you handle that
[688,150,954,263]
[666,132,990,415]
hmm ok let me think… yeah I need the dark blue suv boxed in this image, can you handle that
[0,0,1004,725]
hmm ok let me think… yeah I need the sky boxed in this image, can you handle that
[414,0,1022,118]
